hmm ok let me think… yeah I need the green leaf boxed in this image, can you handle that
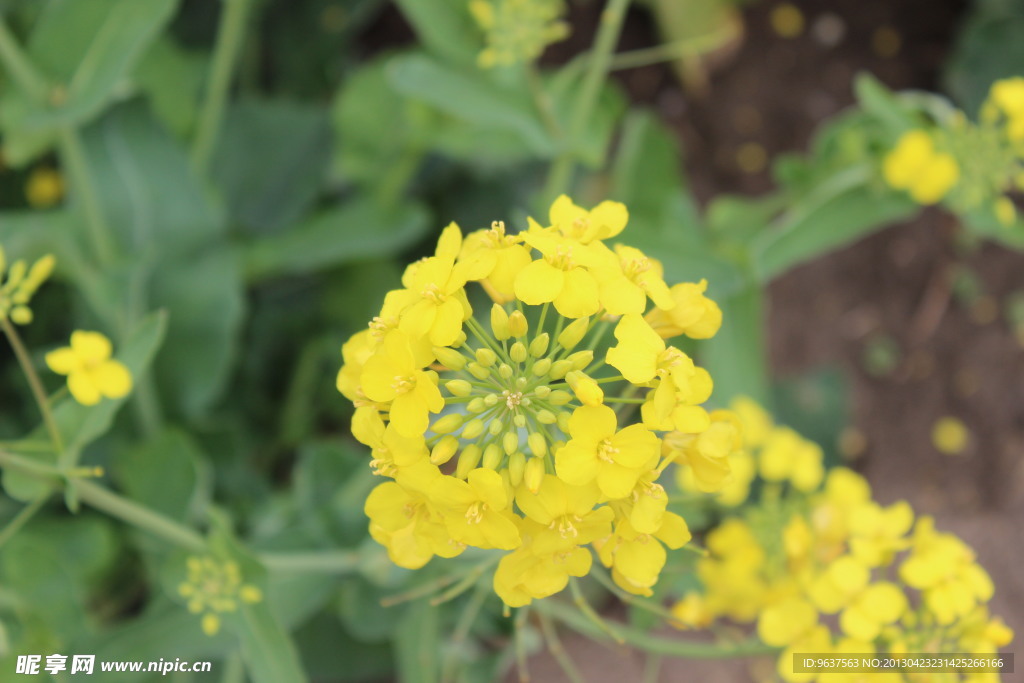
[243,197,430,281]
[111,428,207,522]
[748,168,916,283]
[392,0,481,65]
[853,73,917,133]
[133,37,205,139]
[388,53,552,156]
[79,102,226,257]
[944,3,1024,114]
[2,311,167,502]
[961,204,1024,249]
[150,247,245,418]
[698,286,768,407]
[212,98,332,234]
[395,600,441,683]
[771,366,849,468]
[22,0,178,130]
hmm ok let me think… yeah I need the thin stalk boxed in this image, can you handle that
[514,605,531,683]
[537,599,777,659]
[257,550,360,574]
[441,580,491,683]
[192,0,252,172]
[59,128,118,267]
[542,0,632,204]
[569,577,623,644]
[0,494,50,549]
[537,609,584,683]
[608,25,737,71]
[0,17,48,99]
[1,318,64,455]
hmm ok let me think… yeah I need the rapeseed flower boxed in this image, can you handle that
[177,556,262,636]
[337,195,724,605]
[45,330,133,406]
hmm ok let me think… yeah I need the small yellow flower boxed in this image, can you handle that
[177,556,263,636]
[25,167,64,208]
[45,330,133,406]
[470,0,568,68]
[0,248,55,325]
[931,416,969,455]
[883,130,959,204]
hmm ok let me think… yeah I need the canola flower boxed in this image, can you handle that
[337,195,724,606]
[670,399,1013,683]
[25,167,64,209]
[177,556,263,636]
[469,0,569,69]
[883,79,1024,226]
[0,247,56,326]
[46,330,133,406]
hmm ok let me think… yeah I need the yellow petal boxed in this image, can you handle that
[45,347,80,375]
[514,259,563,305]
[553,267,600,318]
[70,330,112,364]
[94,360,133,399]
[68,371,102,406]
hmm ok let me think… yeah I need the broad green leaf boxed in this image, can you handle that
[21,0,177,130]
[388,53,553,156]
[111,428,207,522]
[295,612,393,682]
[853,73,917,133]
[150,247,245,419]
[2,311,167,502]
[243,197,430,281]
[748,168,916,283]
[698,285,769,407]
[395,600,441,683]
[212,98,332,234]
[547,68,626,169]
[944,3,1024,114]
[133,37,205,139]
[393,0,481,65]
[79,102,226,258]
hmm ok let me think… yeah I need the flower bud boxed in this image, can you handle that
[467,362,490,380]
[430,436,459,465]
[508,452,526,486]
[557,411,572,433]
[455,444,482,478]
[510,341,528,363]
[468,397,487,413]
[475,347,497,367]
[498,363,513,379]
[503,431,519,455]
[534,385,551,399]
[508,311,528,338]
[488,418,504,435]
[549,389,572,405]
[462,418,485,440]
[491,304,511,341]
[529,333,550,357]
[532,358,552,377]
[557,316,590,350]
[484,393,499,406]
[445,379,472,396]
[566,371,603,406]
[536,409,556,424]
[431,413,464,434]
[527,432,547,457]
[549,359,573,380]
[482,443,503,469]
[524,457,545,493]
[453,330,467,347]
[513,414,527,428]
[568,350,594,370]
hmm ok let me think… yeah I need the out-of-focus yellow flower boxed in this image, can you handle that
[177,556,262,636]
[932,416,969,455]
[469,0,568,68]
[25,167,63,208]
[0,248,55,326]
[883,130,960,204]
[45,330,133,406]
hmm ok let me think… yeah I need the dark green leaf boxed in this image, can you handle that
[392,0,481,65]
[112,428,207,522]
[395,599,441,683]
[698,286,769,407]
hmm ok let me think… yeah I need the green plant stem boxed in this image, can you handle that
[536,599,777,659]
[73,478,207,551]
[608,25,737,72]
[538,609,584,683]
[192,0,252,172]
[1,318,65,455]
[0,17,48,99]
[59,128,118,267]
[0,493,50,549]
[257,550,360,574]
[542,0,632,204]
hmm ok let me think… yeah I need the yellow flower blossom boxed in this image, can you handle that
[432,467,520,550]
[45,330,133,406]
[514,230,601,318]
[883,130,960,204]
[644,279,723,340]
[359,330,444,437]
[469,0,568,68]
[25,167,64,208]
[0,249,55,325]
[177,556,262,636]
[596,511,691,596]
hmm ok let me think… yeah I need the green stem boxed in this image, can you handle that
[59,127,118,267]
[608,25,737,72]
[1,318,64,455]
[0,493,50,549]
[257,550,360,574]
[542,0,632,204]
[538,608,584,683]
[192,0,252,172]
[536,599,777,659]
[73,478,207,551]
[0,17,48,99]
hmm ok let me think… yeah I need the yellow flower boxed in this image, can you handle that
[757,596,818,647]
[544,194,628,244]
[838,582,906,641]
[514,230,602,318]
[352,408,429,477]
[177,556,262,636]
[644,280,723,340]
[931,415,969,455]
[882,130,959,204]
[590,244,674,315]
[432,468,521,550]
[515,474,613,550]
[359,329,444,437]
[459,221,532,302]
[758,426,824,492]
[45,331,133,406]
[664,411,742,493]
[669,593,714,630]
[596,511,691,596]
[493,517,593,606]
[470,0,568,68]
[25,167,63,208]
[0,249,55,325]
[555,404,659,498]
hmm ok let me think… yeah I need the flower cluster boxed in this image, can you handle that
[670,399,1014,683]
[883,79,1024,226]
[45,331,133,407]
[177,556,263,636]
[337,196,723,606]
[0,247,55,326]
[469,0,569,69]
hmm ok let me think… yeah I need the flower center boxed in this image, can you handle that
[547,245,576,270]
[421,283,447,303]
[465,501,488,524]
[392,375,416,394]
[597,438,618,463]
[551,514,582,539]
